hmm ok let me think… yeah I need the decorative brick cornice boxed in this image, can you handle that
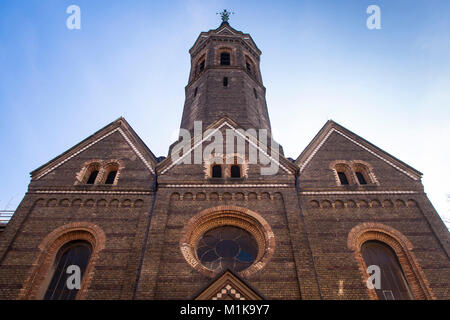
[164,184,290,188]
[30,190,152,195]
[300,190,420,195]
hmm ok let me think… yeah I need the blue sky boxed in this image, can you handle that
[0,0,449,226]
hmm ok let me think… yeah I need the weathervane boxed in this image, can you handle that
[217,9,234,23]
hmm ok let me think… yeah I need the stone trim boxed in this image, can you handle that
[300,191,419,195]
[17,222,106,300]
[30,190,151,195]
[347,223,435,300]
[212,284,246,300]
[300,128,420,180]
[165,184,289,188]
[35,127,154,180]
[180,206,275,279]
[194,270,263,300]
[216,27,237,36]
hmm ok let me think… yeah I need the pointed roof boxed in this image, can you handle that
[193,269,264,300]
[31,117,158,180]
[296,120,422,180]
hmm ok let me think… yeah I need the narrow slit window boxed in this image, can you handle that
[230,165,241,178]
[194,87,198,97]
[246,61,252,73]
[337,172,349,185]
[223,77,228,87]
[199,60,205,73]
[253,88,258,99]
[86,170,99,184]
[356,172,367,185]
[105,170,117,185]
[220,52,230,66]
[212,165,222,178]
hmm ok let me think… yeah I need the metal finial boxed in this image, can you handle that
[217,9,234,23]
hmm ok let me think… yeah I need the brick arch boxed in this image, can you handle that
[215,46,235,66]
[347,223,434,300]
[180,205,275,279]
[18,222,106,300]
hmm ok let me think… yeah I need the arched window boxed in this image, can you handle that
[334,163,354,186]
[361,241,413,300]
[83,162,101,185]
[337,171,349,185]
[353,163,373,185]
[44,241,92,300]
[356,171,367,185]
[220,52,230,66]
[86,170,99,184]
[105,170,117,184]
[102,163,119,185]
[230,165,241,178]
[212,165,222,178]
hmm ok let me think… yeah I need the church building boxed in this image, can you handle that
[0,14,448,300]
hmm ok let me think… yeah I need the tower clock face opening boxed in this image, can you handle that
[196,226,258,272]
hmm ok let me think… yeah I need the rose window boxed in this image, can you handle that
[196,226,258,272]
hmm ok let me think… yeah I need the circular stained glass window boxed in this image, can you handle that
[196,226,258,272]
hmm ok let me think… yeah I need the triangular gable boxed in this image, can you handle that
[158,116,297,175]
[216,26,236,36]
[31,117,157,180]
[193,270,264,300]
[190,22,261,55]
[296,120,422,181]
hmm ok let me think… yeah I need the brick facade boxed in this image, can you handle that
[0,21,448,300]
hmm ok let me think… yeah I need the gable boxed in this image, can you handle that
[296,121,422,188]
[194,270,263,300]
[30,118,156,187]
[216,26,236,36]
[158,118,297,183]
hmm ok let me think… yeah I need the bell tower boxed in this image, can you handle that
[180,11,272,135]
